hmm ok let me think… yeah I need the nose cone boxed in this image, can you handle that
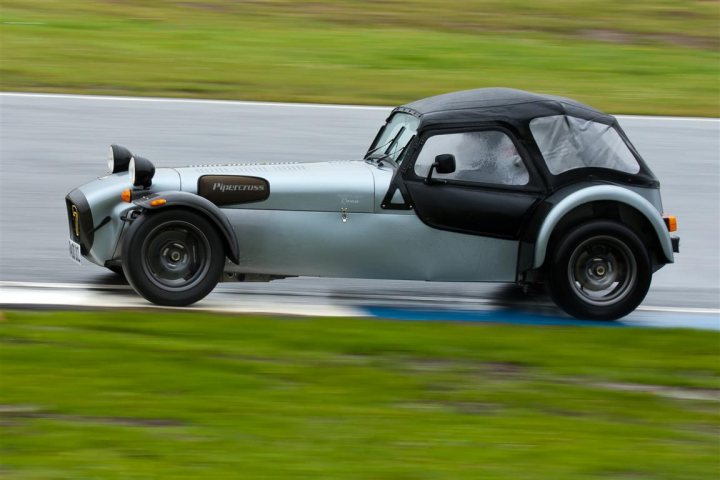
[65,168,181,266]
[65,188,94,255]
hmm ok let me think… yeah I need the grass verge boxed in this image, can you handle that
[1,1,719,116]
[0,310,719,479]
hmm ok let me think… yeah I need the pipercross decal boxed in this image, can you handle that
[212,182,266,193]
[198,175,270,206]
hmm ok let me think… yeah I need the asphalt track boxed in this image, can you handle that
[0,93,718,328]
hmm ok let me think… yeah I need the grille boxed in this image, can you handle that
[65,190,94,255]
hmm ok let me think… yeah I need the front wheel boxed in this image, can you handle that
[546,220,651,320]
[121,209,225,306]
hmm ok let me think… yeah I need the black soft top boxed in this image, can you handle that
[395,88,616,131]
[392,88,658,189]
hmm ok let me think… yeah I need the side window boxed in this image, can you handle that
[530,115,640,175]
[413,130,529,186]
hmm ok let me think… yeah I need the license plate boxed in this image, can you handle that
[69,239,82,264]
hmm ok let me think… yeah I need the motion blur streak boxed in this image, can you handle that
[1,282,718,330]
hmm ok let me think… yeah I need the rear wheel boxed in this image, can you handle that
[546,220,651,320]
[122,209,225,306]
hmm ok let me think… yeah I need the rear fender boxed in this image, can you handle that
[532,185,673,269]
[133,191,239,264]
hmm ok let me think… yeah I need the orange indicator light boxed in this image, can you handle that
[663,214,677,232]
[121,189,132,203]
[150,198,167,207]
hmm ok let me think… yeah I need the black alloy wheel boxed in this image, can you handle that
[546,220,651,320]
[122,209,225,306]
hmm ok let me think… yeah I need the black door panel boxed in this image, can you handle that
[405,182,541,239]
[400,126,545,240]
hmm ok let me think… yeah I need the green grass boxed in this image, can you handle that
[1,1,719,116]
[1,310,719,479]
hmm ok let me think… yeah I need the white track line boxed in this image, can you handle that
[0,92,388,111]
[1,92,718,122]
[0,281,133,290]
[1,281,717,316]
[636,305,720,315]
[0,283,366,318]
[614,115,720,123]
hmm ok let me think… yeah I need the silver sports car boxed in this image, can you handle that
[66,88,679,320]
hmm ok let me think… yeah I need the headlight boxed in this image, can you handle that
[129,157,136,184]
[130,156,155,188]
[107,146,113,172]
[108,144,133,173]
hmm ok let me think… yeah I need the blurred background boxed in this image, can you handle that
[2,0,719,115]
[1,2,719,479]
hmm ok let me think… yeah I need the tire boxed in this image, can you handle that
[546,220,651,321]
[121,209,225,306]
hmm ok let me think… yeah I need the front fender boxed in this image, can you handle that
[533,185,673,269]
[133,191,240,264]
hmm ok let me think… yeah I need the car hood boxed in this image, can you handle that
[174,160,377,212]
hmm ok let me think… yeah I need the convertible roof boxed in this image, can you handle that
[395,88,615,130]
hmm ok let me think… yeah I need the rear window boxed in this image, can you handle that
[530,116,640,175]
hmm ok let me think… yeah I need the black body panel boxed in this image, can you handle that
[516,201,554,272]
[671,236,680,253]
[398,123,544,239]
[65,189,94,255]
[405,182,541,239]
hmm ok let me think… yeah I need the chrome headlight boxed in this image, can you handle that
[108,144,133,173]
[129,157,136,184]
[107,145,114,172]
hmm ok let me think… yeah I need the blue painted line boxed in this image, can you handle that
[362,306,720,329]
[362,306,625,327]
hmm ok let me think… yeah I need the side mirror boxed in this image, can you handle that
[426,154,456,183]
[434,154,456,174]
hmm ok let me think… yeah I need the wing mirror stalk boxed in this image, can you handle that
[425,154,456,184]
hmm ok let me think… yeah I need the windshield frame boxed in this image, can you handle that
[365,112,420,165]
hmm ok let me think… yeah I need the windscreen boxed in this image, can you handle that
[530,115,640,175]
[366,113,420,163]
